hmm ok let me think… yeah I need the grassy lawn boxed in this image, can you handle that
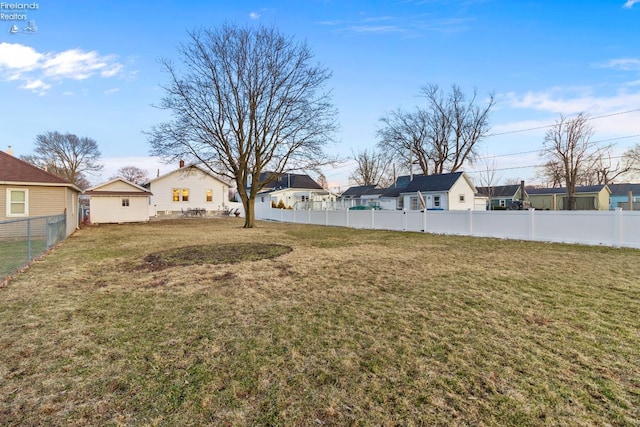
[1,218,639,426]
[0,238,47,279]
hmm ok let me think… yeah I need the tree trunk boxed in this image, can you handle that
[243,196,255,228]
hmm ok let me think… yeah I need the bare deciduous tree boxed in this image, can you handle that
[584,149,633,185]
[475,158,502,210]
[111,166,149,184]
[540,113,597,210]
[22,131,103,190]
[377,84,495,176]
[349,148,392,187]
[539,159,565,188]
[377,108,432,175]
[147,24,338,228]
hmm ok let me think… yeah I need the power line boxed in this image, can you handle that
[478,134,640,160]
[487,108,640,137]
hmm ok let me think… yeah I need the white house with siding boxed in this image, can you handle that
[84,178,152,224]
[144,162,230,216]
[379,172,479,211]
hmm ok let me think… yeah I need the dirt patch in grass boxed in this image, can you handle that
[142,243,293,271]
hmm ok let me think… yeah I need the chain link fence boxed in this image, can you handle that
[0,214,66,280]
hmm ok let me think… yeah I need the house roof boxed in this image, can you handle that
[390,174,424,189]
[382,172,472,197]
[0,150,81,191]
[476,184,522,198]
[144,164,229,186]
[607,183,640,196]
[340,185,378,198]
[84,178,153,196]
[258,172,322,190]
[526,185,609,195]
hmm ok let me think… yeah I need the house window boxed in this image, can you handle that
[6,188,28,216]
[433,196,441,208]
[122,198,130,207]
[172,188,190,202]
[397,197,404,210]
[206,190,213,202]
[301,195,309,202]
[459,194,465,202]
[410,197,419,210]
[500,200,506,207]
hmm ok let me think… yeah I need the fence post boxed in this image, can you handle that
[346,207,349,227]
[325,208,328,226]
[614,208,623,248]
[422,209,427,233]
[528,208,535,241]
[468,209,473,236]
[27,218,32,262]
[371,208,375,229]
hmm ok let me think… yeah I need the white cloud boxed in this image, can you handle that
[20,79,51,93]
[104,88,120,95]
[249,11,260,19]
[500,87,640,136]
[598,58,640,71]
[0,42,42,69]
[623,0,640,8]
[0,42,124,94]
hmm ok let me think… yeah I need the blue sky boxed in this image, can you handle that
[1,0,639,190]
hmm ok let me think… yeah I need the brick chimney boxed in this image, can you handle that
[179,159,185,168]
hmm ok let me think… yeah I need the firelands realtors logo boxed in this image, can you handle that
[1,2,39,34]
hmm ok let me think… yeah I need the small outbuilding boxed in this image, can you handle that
[84,178,153,224]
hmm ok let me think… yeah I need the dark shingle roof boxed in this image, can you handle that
[383,172,464,197]
[391,174,424,189]
[258,172,322,190]
[340,185,378,197]
[0,150,77,188]
[607,183,640,196]
[526,185,607,195]
[476,185,521,198]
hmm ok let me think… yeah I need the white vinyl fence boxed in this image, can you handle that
[256,203,640,249]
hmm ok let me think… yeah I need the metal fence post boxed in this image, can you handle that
[27,218,31,262]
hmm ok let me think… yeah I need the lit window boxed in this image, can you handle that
[122,198,130,207]
[6,189,28,216]
[206,189,212,202]
[172,189,180,202]
[182,189,189,202]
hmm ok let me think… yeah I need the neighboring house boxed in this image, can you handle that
[144,162,230,215]
[476,184,528,210]
[338,185,387,208]
[379,172,479,211]
[607,183,640,210]
[84,178,153,224]
[0,149,80,236]
[527,185,610,210]
[254,172,337,209]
